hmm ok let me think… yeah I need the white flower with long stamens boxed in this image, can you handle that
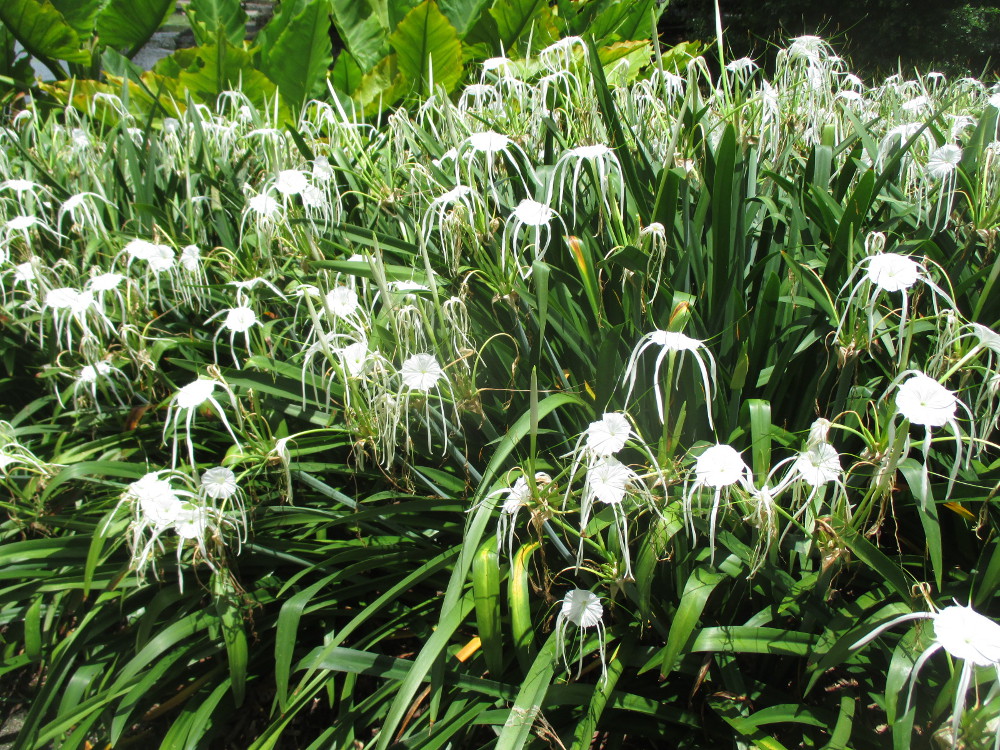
[397,353,453,460]
[556,589,607,683]
[501,199,561,274]
[793,442,843,487]
[866,253,920,292]
[577,456,650,579]
[274,169,308,196]
[838,239,956,365]
[199,466,247,544]
[163,377,242,469]
[400,353,445,392]
[488,474,534,560]
[550,143,625,224]
[852,602,1000,750]
[200,466,238,500]
[58,192,110,234]
[896,372,956,427]
[683,444,753,563]
[460,131,531,200]
[892,371,971,502]
[623,330,718,428]
[927,144,962,180]
[69,360,130,412]
[180,245,201,273]
[206,305,260,367]
[585,412,632,457]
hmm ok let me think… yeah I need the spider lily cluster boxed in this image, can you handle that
[2,30,1000,748]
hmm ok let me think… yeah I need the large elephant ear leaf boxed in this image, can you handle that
[96,0,174,57]
[0,0,90,73]
[329,0,388,73]
[436,0,491,36]
[490,0,558,54]
[48,0,103,36]
[257,0,333,109]
[389,1,463,97]
[186,0,248,47]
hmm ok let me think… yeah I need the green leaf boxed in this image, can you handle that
[437,0,491,36]
[495,630,559,750]
[658,560,730,677]
[0,0,89,73]
[330,49,364,95]
[96,0,174,56]
[898,458,943,590]
[48,0,103,35]
[257,0,333,109]
[213,572,248,707]
[187,0,247,46]
[328,0,388,72]
[489,0,557,53]
[509,541,539,672]
[472,537,504,676]
[389,0,463,97]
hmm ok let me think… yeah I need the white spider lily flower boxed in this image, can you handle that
[927,144,962,179]
[866,252,920,292]
[43,287,112,353]
[793,442,843,487]
[57,191,111,234]
[180,245,201,273]
[397,353,453,459]
[550,143,625,225]
[501,199,562,274]
[206,305,260,367]
[577,456,651,579]
[163,377,243,469]
[683,444,753,563]
[274,169,308,196]
[400,353,445,392]
[896,372,956,427]
[488,474,535,560]
[459,131,531,201]
[623,330,718,429]
[245,192,282,224]
[120,470,195,578]
[324,285,361,319]
[891,371,972,502]
[337,340,370,377]
[68,360,131,412]
[467,130,510,155]
[837,240,956,366]
[585,412,632,456]
[199,466,248,542]
[199,466,238,500]
[556,589,607,683]
[312,155,334,182]
[852,603,1000,750]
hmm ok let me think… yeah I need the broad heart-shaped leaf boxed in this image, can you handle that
[490,0,558,54]
[329,0,388,72]
[0,0,90,71]
[96,0,174,55]
[257,0,333,109]
[330,49,364,96]
[437,0,491,36]
[389,1,463,97]
[351,53,405,114]
[48,0,103,36]
[187,0,247,46]
[174,41,283,112]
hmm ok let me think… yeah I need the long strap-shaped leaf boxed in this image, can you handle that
[495,630,559,750]
[374,392,585,750]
